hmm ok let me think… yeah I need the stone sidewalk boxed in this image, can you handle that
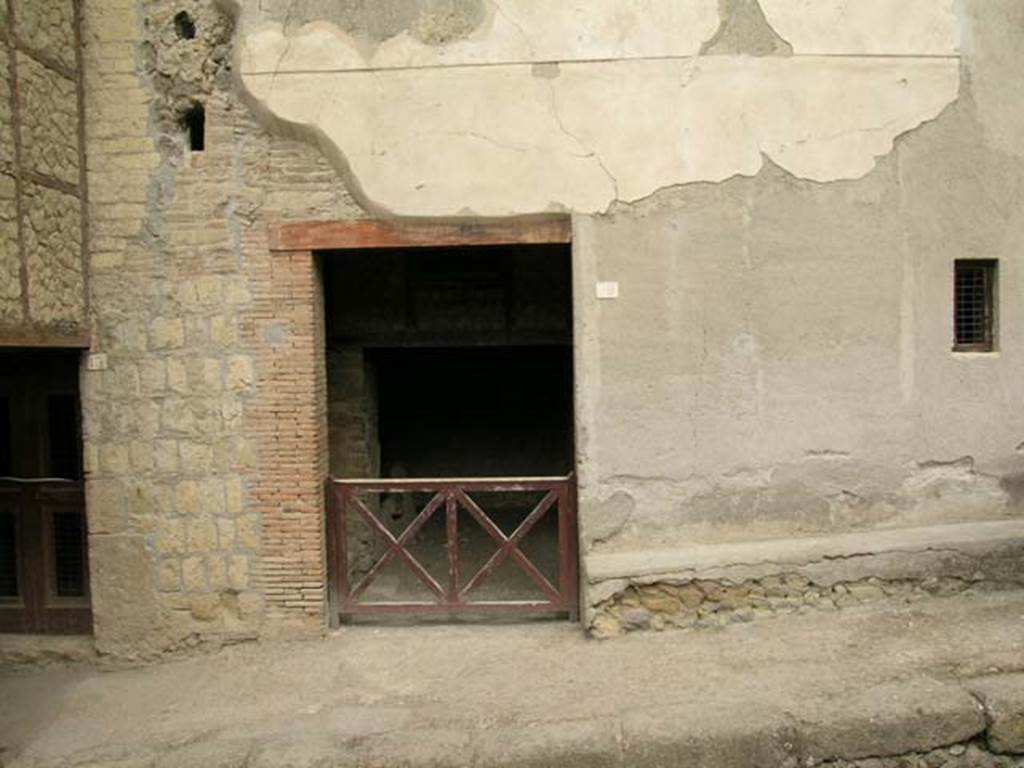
[2,592,1024,768]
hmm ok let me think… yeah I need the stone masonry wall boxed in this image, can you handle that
[0,0,88,345]
[327,347,380,575]
[591,539,1024,638]
[327,349,379,482]
[82,0,361,658]
[593,575,1022,639]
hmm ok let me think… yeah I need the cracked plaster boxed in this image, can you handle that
[231,0,961,215]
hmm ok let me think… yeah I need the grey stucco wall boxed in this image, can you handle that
[573,0,1024,555]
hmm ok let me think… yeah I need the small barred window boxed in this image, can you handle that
[954,260,997,352]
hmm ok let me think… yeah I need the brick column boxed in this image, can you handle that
[248,247,328,636]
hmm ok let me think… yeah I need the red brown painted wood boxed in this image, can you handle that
[269,215,572,252]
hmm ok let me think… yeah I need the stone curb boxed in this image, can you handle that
[12,675,1022,768]
[967,674,1024,755]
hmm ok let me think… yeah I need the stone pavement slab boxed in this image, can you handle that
[1,592,1024,767]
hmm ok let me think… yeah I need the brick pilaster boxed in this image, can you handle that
[247,245,328,635]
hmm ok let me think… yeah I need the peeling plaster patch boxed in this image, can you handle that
[910,455,978,480]
[242,53,959,215]
[700,0,793,57]
[804,450,852,461]
[826,490,868,520]
[1000,474,1024,509]
[531,62,560,80]
[900,457,1009,515]
[587,491,637,548]
[906,457,1001,489]
[235,2,961,215]
[238,1,722,72]
[241,0,487,45]
[590,452,1016,551]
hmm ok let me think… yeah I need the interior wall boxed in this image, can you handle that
[327,348,379,480]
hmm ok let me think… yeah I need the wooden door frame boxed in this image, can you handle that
[269,215,572,253]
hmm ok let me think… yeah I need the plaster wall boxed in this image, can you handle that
[231,0,961,215]
[573,137,1024,552]
[569,1,1024,556]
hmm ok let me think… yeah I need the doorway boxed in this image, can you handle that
[322,240,577,619]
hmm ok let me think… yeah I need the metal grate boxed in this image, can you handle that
[53,510,86,598]
[954,260,996,351]
[0,511,16,598]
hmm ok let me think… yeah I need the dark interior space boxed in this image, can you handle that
[325,243,572,349]
[0,348,90,634]
[323,243,574,480]
[0,348,83,480]
[374,347,573,479]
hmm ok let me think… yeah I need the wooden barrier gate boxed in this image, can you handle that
[327,476,578,620]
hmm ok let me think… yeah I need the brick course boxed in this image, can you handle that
[245,246,329,635]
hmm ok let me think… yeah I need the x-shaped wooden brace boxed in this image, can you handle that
[457,489,561,603]
[348,491,447,602]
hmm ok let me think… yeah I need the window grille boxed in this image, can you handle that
[53,510,86,598]
[954,260,997,352]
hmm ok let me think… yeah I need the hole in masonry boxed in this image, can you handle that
[174,11,196,40]
[181,101,205,152]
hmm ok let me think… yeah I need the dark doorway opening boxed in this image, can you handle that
[0,349,91,635]
[322,242,576,616]
[375,347,573,480]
